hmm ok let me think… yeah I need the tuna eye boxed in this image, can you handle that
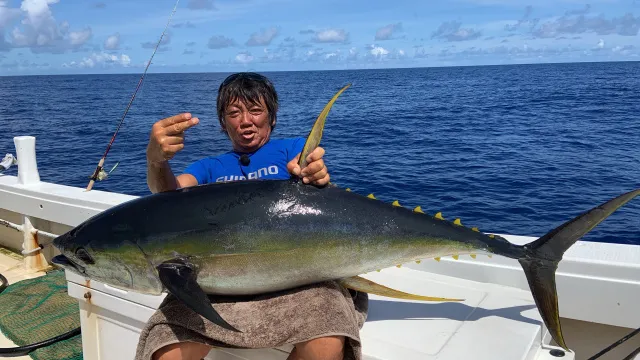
[75,247,95,265]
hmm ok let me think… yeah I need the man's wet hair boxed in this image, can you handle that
[217,72,279,132]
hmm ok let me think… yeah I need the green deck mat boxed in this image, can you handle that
[0,269,82,360]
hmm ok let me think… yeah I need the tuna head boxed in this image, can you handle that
[52,217,163,295]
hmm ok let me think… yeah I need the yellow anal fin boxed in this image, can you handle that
[337,276,464,302]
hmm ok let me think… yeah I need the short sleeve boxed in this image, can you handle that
[183,160,209,185]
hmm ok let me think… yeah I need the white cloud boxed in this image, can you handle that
[69,27,91,45]
[63,51,131,68]
[208,34,234,49]
[235,51,253,64]
[104,33,119,50]
[375,23,402,41]
[0,1,20,28]
[246,27,278,46]
[313,29,348,43]
[6,0,92,53]
[370,45,389,57]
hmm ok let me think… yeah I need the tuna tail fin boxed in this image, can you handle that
[518,188,640,351]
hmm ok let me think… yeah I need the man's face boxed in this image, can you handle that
[222,97,273,153]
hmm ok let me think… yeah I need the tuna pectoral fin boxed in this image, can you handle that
[157,260,240,332]
[337,276,464,302]
[519,188,640,351]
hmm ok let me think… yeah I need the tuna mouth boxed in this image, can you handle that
[52,254,85,274]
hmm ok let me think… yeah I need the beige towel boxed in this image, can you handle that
[134,281,369,360]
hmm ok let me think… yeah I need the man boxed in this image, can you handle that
[146,73,330,193]
[144,72,345,360]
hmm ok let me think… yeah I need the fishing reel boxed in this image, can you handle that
[0,154,17,173]
[88,162,119,182]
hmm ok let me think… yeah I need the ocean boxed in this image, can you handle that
[1,61,639,245]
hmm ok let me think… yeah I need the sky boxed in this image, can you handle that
[0,0,639,75]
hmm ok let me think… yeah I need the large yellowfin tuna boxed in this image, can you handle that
[52,85,639,351]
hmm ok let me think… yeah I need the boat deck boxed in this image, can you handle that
[0,248,48,360]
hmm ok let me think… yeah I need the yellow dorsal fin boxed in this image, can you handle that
[453,218,462,226]
[470,254,477,259]
[413,206,424,214]
[367,193,376,199]
[435,212,444,220]
[298,83,351,169]
[434,257,441,262]
[472,227,479,232]
[452,255,459,260]
[392,200,401,207]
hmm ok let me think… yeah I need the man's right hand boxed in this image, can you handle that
[146,113,199,164]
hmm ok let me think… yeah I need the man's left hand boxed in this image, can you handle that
[288,147,330,186]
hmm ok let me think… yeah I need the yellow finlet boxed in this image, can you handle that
[453,218,462,226]
[413,206,424,214]
[396,264,402,268]
[489,234,495,238]
[337,276,464,302]
[452,255,459,260]
[472,227,479,232]
[346,188,351,192]
[415,260,421,264]
[470,254,477,259]
[376,269,381,272]
[434,257,441,262]
[487,254,493,258]
[367,193,376,199]
[392,200,401,207]
[435,212,444,220]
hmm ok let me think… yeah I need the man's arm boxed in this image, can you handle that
[146,113,199,193]
[146,161,198,193]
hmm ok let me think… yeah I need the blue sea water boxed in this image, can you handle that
[1,62,639,245]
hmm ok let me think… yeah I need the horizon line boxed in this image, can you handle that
[1,58,638,78]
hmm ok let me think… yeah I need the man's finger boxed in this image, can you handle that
[158,113,193,128]
[305,146,325,163]
[163,144,185,157]
[163,135,185,145]
[311,173,330,187]
[301,159,325,177]
[288,153,301,176]
[304,167,328,183]
[166,117,199,135]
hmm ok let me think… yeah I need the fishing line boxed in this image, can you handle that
[85,0,181,191]
[586,325,640,360]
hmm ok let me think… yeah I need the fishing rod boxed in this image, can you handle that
[85,0,181,191]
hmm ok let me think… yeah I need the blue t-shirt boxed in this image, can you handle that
[184,137,306,184]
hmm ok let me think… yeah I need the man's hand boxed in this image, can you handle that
[287,147,330,186]
[147,113,199,165]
